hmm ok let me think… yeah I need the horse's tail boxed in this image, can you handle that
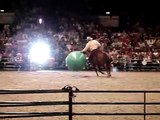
[104,53,111,63]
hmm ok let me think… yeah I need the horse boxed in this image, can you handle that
[88,49,112,77]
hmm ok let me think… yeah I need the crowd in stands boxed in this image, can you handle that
[0,8,160,70]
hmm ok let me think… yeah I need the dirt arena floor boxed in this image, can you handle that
[0,71,160,120]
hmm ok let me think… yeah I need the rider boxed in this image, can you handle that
[81,36,112,63]
[81,36,101,53]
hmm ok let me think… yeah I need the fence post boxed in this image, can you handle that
[144,92,146,120]
[68,86,73,120]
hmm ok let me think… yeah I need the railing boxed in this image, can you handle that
[0,86,70,119]
[0,85,160,120]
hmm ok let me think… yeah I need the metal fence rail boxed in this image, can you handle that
[0,86,70,119]
[0,85,160,120]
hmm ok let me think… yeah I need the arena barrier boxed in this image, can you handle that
[0,85,160,120]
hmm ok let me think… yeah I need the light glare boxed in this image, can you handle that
[29,42,51,64]
[0,10,4,12]
[106,12,110,15]
[39,18,43,24]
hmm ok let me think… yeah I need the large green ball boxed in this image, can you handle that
[66,51,86,71]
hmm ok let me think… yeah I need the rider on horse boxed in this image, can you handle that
[81,36,111,77]
[81,36,101,53]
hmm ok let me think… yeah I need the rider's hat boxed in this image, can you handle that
[86,36,93,41]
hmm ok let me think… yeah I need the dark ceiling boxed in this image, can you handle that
[0,0,159,26]
[0,0,159,14]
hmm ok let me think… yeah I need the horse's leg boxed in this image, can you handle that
[93,65,99,76]
[95,67,99,76]
[98,66,106,75]
[106,64,111,77]
[104,56,112,77]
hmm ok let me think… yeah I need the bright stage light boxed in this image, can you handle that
[0,10,4,12]
[106,11,110,15]
[29,42,51,64]
[39,18,43,24]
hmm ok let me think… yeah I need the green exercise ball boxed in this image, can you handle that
[66,51,86,71]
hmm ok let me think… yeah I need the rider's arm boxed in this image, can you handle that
[96,41,101,49]
[98,42,101,47]
[81,42,90,52]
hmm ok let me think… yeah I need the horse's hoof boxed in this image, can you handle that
[108,75,111,77]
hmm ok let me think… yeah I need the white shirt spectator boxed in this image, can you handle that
[116,41,123,48]
[138,41,146,48]
[146,39,156,47]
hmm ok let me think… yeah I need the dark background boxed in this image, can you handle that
[0,0,159,27]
